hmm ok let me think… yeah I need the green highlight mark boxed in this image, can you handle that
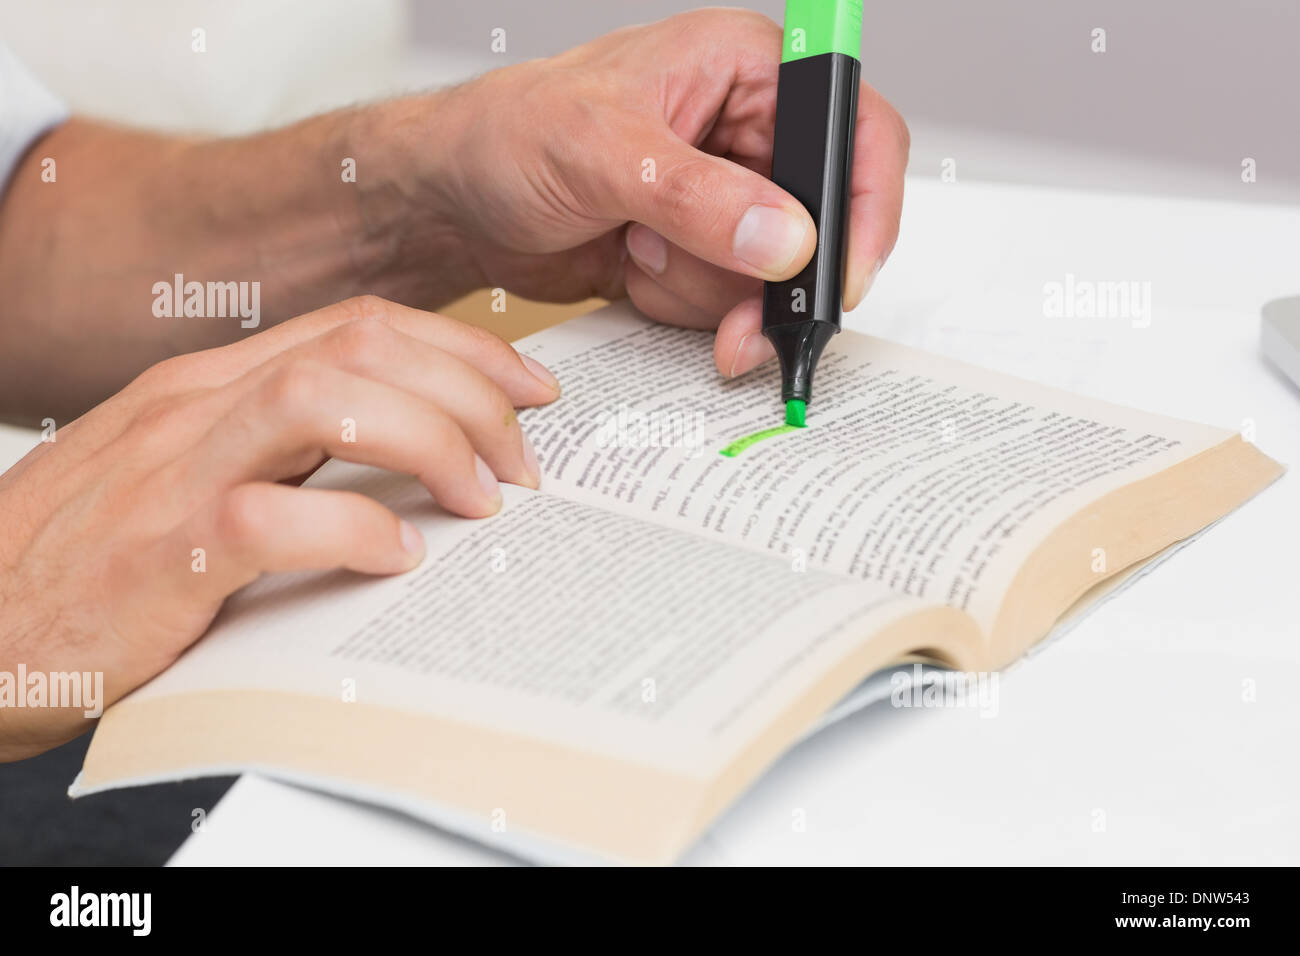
[785,399,807,427]
[719,424,802,458]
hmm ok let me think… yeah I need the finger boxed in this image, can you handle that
[302,298,560,406]
[304,320,540,489]
[584,118,816,283]
[625,224,762,317]
[712,296,775,378]
[168,483,427,600]
[131,321,542,494]
[843,87,910,311]
[624,259,724,331]
[170,361,505,519]
[152,296,561,408]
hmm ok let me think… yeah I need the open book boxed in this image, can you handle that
[72,303,1284,864]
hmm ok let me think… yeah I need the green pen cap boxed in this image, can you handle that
[782,0,863,63]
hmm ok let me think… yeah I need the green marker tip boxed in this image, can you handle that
[785,399,807,428]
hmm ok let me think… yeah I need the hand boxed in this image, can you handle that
[0,296,560,760]
[401,8,909,378]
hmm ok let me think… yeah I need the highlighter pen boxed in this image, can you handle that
[762,0,862,427]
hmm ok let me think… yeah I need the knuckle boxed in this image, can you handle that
[214,485,268,549]
[894,110,912,157]
[658,157,724,235]
[130,354,190,395]
[682,8,778,56]
[687,7,756,33]
[483,382,516,431]
[339,294,394,325]
[127,397,186,437]
[729,7,780,38]
[328,315,396,369]
[263,360,326,417]
[461,321,512,361]
[754,11,783,38]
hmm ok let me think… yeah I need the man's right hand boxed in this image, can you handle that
[0,296,560,761]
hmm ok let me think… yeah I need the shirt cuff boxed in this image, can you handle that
[0,39,68,192]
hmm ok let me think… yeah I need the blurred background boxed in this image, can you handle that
[3,0,1297,203]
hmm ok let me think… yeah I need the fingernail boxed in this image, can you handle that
[521,429,541,488]
[729,332,777,377]
[845,256,884,312]
[521,354,560,393]
[862,257,883,300]
[626,224,668,274]
[476,454,502,507]
[398,520,426,561]
[733,204,810,276]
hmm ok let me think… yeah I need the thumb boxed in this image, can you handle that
[606,121,816,281]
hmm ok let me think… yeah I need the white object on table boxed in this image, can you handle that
[1263,296,1300,391]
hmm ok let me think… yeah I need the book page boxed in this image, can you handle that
[119,462,934,778]
[516,304,1231,632]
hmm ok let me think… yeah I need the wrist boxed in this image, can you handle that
[341,90,487,306]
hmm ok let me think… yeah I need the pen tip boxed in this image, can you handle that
[785,399,807,428]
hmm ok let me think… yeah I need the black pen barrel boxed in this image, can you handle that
[761,50,860,405]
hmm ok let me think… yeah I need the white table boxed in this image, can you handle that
[5,175,1296,865]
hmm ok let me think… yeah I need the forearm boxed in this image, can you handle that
[0,97,483,424]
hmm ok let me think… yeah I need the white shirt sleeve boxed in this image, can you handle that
[0,39,67,191]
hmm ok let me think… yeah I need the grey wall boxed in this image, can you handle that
[409,0,1300,203]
